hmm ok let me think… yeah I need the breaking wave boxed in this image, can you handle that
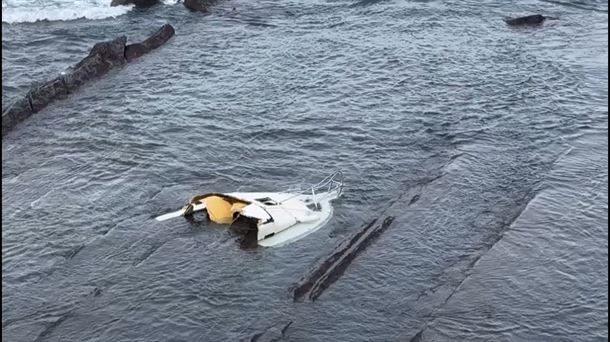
[1,0,133,24]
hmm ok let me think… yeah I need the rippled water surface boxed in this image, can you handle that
[2,0,608,341]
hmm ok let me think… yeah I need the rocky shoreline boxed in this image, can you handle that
[109,0,216,12]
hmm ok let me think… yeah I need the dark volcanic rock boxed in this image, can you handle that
[184,0,215,12]
[110,0,159,7]
[64,36,127,90]
[504,14,546,26]
[27,77,69,112]
[2,24,175,137]
[2,97,33,134]
[3,36,126,136]
[125,24,176,61]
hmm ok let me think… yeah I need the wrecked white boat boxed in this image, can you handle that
[156,171,343,247]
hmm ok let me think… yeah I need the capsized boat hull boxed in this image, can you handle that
[154,171,343,247]
[254,190,338,247]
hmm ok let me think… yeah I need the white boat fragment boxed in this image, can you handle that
[155,171,344,247]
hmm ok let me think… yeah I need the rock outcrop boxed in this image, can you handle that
[2,24,175,137]
[2,98,33,136]
[125,24,176,61]
[65,36,128,90]
[504,14,546,26]
[183,0,215,12]
[110,0,159,7]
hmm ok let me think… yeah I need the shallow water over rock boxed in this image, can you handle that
[2,0,608,340]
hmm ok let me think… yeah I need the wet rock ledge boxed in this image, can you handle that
[1,23,175,137]
[184,0,217,12]
[109,0,216,13]
[504,14,553,26]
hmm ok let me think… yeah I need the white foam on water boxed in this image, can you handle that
[2,0,133,24]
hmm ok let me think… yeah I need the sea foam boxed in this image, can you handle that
[2,0,133,24]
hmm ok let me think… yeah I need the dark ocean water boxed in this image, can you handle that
[2,0,608,341]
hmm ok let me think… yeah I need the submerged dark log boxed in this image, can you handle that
[110,0,159,7]
[504,14,546,26]
[125,24,176,61]
[183,0,215,12]
[2,24,174,137]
